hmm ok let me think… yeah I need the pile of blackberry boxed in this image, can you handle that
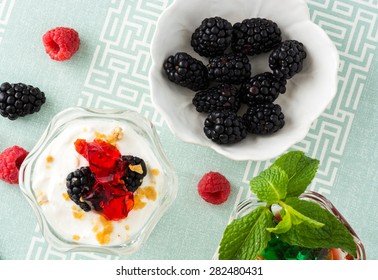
[66,156,147,212]
[162,16,307,145]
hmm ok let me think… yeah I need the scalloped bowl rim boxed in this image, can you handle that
[18,107,178,255]
[149,0,339,161]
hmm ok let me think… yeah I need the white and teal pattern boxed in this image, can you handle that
[0,0,377,260]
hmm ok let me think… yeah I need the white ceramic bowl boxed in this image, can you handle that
[149,0,339,161]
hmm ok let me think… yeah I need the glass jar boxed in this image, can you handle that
[230,191,366,260]
[19,107,178,256]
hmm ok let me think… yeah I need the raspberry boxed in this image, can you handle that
[0,146,29,184]
[198,172,231,205]
[42,27,80,61]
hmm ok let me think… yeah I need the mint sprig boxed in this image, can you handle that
[218,151,357,260]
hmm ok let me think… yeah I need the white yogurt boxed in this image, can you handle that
[32,119,163,246]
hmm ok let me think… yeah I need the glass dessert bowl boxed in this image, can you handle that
[231,191,366,260]
[19,107,178,256]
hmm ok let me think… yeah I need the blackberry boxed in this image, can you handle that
[240,72,287,105]
[192,84,241,113]
[66,166,96,212]
[122,155,147,192]
[0,82,46,120]
[163,52,209,91]
[269,40,307,79]
[242,103,285,134]
[191,16,232,57]
[232,18,282,56]
[207,53,251,84]
[204,111,247,144]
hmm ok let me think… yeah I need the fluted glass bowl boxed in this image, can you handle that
[19,107,178,256]
[222,191,366,260]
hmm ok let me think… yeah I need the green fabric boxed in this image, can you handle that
[0,0,377,260]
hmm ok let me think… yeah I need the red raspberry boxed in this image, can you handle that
[42,27,80,61]
[0,146,29,184]
[198,171,231,205]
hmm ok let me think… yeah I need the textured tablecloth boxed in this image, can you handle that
[0,0,377,260]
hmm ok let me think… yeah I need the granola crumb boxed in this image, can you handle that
[72,205,85,220]
[62,193,70,201]
[95,127,124,146]
[46,155,54,163]
[133,186,157,210]
[152,169,160,176]
[72,235,80,241]
[37,191,49,205]
[129,164,143,174]
[95,216,114,245]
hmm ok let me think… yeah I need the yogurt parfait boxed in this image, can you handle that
[19,107,177,255]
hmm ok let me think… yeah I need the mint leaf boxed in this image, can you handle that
[273,151,319,197]
[278,198,357,257]
[267,200,324,234]
[273,151,304,178]
[219,206,274,260]
[267,209,292,234]
[281,201,324,228]
[250,165,288,204]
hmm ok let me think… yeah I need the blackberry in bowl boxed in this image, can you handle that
[240,72,287,105]
[191,16,233,57]
[65,166,96,212]
[207,53,251,84]
[204,111,247,144]
[163,52,209,91]
[232,18,282,56]
[242,103,285,135]
[269,40,307,79]
[121,155,148,193]
[192,84,241,113]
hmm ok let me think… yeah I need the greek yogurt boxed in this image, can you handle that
[31,119,163,246]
